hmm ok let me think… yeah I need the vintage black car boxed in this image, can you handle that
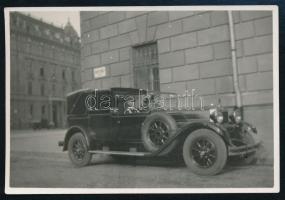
[59,87,261,176]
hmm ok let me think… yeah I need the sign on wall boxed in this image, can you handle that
[93,66,106,78]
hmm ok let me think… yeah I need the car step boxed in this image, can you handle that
[88,150,151,156]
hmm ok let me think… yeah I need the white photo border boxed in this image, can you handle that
[4,5,280,194]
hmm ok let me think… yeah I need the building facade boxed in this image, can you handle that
[10,12,81,129]
[80,11,273,161]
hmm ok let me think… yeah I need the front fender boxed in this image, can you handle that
[177,120,230,144]
[155,120,230,156]
[62,126,91,151]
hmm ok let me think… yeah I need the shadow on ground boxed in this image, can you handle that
[89,153,271,174]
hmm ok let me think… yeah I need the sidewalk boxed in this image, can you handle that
[10,129,66,138]
[10,129,66,153]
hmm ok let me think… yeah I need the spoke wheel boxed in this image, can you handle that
[68,133,92,167]
[148,120,170,147]
[141,112,178,154]
[191,138,217,168]
[183,129,227,176]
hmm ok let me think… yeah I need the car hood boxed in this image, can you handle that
[168,110,210,126]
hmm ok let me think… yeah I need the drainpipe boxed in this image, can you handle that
[227,11,243,114]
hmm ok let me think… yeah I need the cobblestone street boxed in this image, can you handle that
[9,129,274,188]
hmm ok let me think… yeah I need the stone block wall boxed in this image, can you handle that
[80,11,272,105]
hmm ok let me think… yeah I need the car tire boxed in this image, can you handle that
[68,132,92,167]
[141,112,177,154]
[183,129,227,176]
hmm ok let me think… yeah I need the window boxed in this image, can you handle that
[28,81,32,95]
[87,91,112,114]
[35,25,39,32]
[45,29,50,36]
[41,83,45,96]
[52,46,56,58]
[62,69,66,80]
[116,93,146,115]
[68,92,89,115]
[40,67,44,78]
[30,104,33,117]
[52,84,56,96]
[133,43,160,91]
[55,32,60,39]
[26,59,33,79]
[41,105,45,114]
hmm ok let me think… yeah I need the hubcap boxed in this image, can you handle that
[148,120,169,146]
[72,139,86,160]
[191,138,217,168]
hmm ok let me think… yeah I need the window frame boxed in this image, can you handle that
[132,42,160,91]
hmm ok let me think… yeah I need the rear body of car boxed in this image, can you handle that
[59,87,261,175]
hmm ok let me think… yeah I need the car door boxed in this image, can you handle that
[111,92,147,143]
[88,90,113,142]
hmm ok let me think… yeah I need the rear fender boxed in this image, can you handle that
[63,126,91,151]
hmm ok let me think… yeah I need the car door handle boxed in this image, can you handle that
[117,120,120,124]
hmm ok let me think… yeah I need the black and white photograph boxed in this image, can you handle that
[4,6,279,194]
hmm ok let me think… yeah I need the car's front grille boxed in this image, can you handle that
[222,111,229,123]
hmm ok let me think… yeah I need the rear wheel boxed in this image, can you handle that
[68,133,92,167]
[183,129,227,176]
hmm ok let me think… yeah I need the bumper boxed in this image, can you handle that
[228,141,261,156]
[224,122,262,156]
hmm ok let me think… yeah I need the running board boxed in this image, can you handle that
[88,150,151,156]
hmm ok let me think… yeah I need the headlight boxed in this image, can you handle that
[216,113,224,123]
[232,109,242,124]
[209,107,224,123]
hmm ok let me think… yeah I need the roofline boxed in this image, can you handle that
[66,88,92,97]
[66,87,177,97]
[12,11,65,32]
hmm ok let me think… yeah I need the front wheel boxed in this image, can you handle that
[183,129,227,176]
[68,133,92,167]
